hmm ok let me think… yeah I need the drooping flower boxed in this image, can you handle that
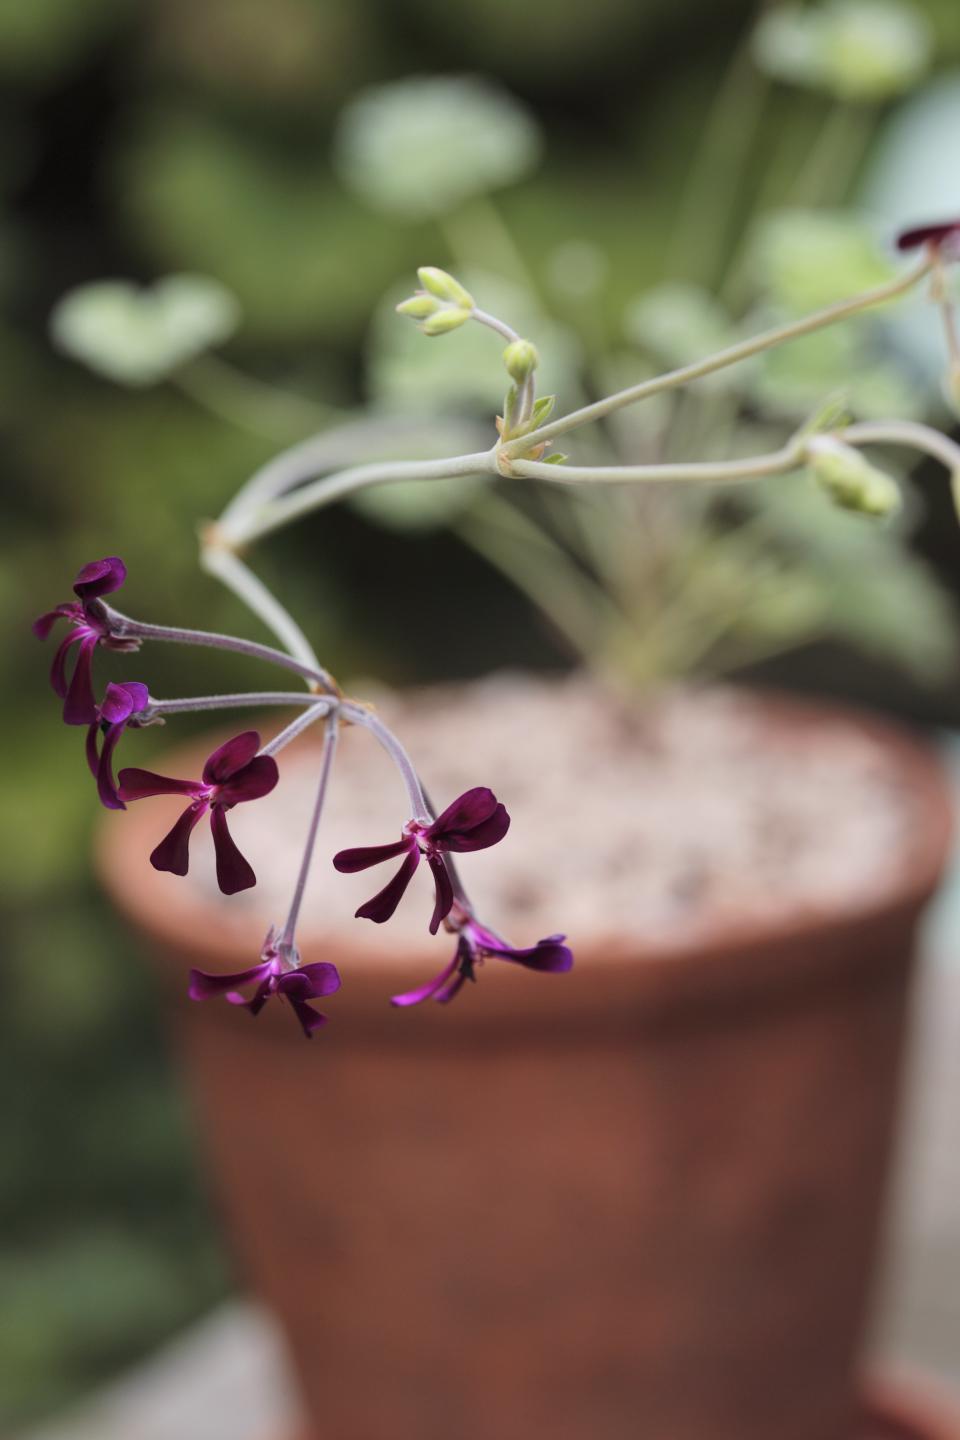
[189,927,341,1037]
[86,680,150,810]
[118,731,278,894]
[391,913,574,1007]
[896,220,960,256]
[34,557,135,725]
[333,786,509,934]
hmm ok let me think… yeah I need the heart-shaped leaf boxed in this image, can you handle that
[50,274,240,386]
[333,75,542,220]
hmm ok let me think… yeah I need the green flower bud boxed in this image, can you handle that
[416,266,474,311]
[807,436,901,517]
[502,338,539,384]
[420,307,472,337]
[395,294,439,320]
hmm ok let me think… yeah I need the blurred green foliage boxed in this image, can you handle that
[4,0,960,1426]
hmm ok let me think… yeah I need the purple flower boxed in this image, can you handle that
[896,220,960,256]
[189,927,341,1037]
[118,731,279,895]
[391,915,574,1007]
[333,786,510,934]
[34,558,135,725]
[86,680,150,811]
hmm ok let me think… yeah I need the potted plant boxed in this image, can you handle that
[38,33,960,1440]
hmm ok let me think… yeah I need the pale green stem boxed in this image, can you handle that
[670,28,770,287]
[502,255,932,456]
[225,450,497,546]
[839,419,960,476]
[280,713,339,948]
[441,196,537,291]
[508,439,806,488]
[200,544,329,682]
[219,414,488,530]
[787,102,875,210]
[174,354,336,441]
[453,495,625,661]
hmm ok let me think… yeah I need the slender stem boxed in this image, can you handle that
[173,355,336,442]
[342,704,430,820]
[788,102,875,210]
[147,691,328,718]
[225,450,496,546]
[200,545,331,685]
[839,420,960,475]
[502,255,933,456]
[280,713,339,947]
[219,414,485,529]
[259,703,334,758]
[441,196,537,291]
[471,308,521,344]
[105,607,331,688]
[670,28,769,287]
[508,440,805,488]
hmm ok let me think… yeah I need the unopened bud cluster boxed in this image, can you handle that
[396,266,475,336]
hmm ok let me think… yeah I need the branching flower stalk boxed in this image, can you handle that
[36,226,960,1035]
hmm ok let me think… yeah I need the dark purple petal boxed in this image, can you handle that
[433,969,470,1003]
[210,805,257,895]
[484,932,574,973]
[288,997,329,1037]
[33,603,82,640]
[62,635,100,725]
[216,754,279,806]
[189,962,274,999]
[427,787,498,839]
[99,680,148,725]
[118,767,206,801]
[242,979,275,1016]
[85,721,100,780]
[440,802,510,853]
[355,846,420,924]
[281,962,342,1000]
[426,788,510,852]
[426,853,454,935]
[390,954,460,1008]
[95,721,129,811]
[150,801,207,876]
[896,220,960,253]
[49,630,84,701]
[202,731,261,786]
[333,837,413,873]
[73,556,127,600]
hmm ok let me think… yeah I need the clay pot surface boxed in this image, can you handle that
[99,685,953,1440]
[859,1375,960,1439]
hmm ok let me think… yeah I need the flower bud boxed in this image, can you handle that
[416,266,474,311]
[502,338,539,384]
[395,294,439,320]
[807,436,901,517]
[420,307,472,337]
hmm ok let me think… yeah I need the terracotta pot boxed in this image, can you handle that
[859,1375,960,1439]
[99,690,952,1440]
[275,1381,960,1439]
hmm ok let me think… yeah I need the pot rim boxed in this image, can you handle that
[96,686,954,1025]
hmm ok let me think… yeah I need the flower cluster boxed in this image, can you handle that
[36,558,575,1037]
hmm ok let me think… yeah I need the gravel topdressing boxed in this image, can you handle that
[171,674,923,961]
